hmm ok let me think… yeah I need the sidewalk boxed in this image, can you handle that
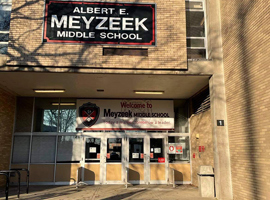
[0,184,216,200]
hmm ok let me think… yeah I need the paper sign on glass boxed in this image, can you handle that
[90,147,96,153]
[150,153,154,158]
[132,153,139,159]
[168,143,176,154]
[154,148,161,153]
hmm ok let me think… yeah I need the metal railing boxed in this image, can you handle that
[10,168,29,194]
[0,170,20,200]
[125,167,129,188]
[170,168,176,188]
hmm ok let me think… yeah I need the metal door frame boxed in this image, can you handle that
[147,134,168,184]
[81,132,104,185]
[104,132,126,184]
[125,132,148,185]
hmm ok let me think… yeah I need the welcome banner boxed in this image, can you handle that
[76,99,174,131]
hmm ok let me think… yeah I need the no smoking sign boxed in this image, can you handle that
[168,144,176,154]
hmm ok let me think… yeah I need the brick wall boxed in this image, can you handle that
[0,88,16,186]
[220,0,270,199]
[190,109,214,186]
[7,0,187,70]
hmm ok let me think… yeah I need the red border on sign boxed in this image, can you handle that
[44,1,156,45]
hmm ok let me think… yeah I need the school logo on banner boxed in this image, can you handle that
[79,102,100,127]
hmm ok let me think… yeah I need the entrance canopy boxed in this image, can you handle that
[0,72,209,98]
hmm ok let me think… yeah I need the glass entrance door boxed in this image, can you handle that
[81,133,168,185]
[148,137,167,184]
[82,134,103,184]
[126,136,146,184]
[104,135,125,184]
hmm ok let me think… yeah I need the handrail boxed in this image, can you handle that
[0,170,20,200]
[170,168,176,188]
[125,167,128,188]
[76,167,88,188]
[0,172,9,200]
[10,168,29,194]
[76,167,80,188]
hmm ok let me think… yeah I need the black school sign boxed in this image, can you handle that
[43,1,156,46]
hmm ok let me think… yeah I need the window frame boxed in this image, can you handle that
[186,0,208,59]
[0,1,12,55]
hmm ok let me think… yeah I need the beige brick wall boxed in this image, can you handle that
[220,0,270,199]
[0,88,16,186]
[7,0,187,70]
[190,109,214,186]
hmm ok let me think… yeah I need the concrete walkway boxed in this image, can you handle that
[0,184,216,200]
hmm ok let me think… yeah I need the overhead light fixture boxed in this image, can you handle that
[34,89,65,93]
[51,103,75,106]
[134,91,164,95]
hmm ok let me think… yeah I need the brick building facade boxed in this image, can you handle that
[0,0,269,199]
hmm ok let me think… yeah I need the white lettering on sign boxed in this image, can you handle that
[135,18,148,31]
[119,8,126,15]
[122,18,134,30]
[109,17,121,30]
[95,17,108,30]
[69,16,80,29]
[82,16,95,29]
[51,15,67,28]
[50,15,148,31]
[73,6,115,14]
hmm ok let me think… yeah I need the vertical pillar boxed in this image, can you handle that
[207,0,233,199]
[209,76,233,200]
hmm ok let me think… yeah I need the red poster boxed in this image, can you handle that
[107,153,110,159]
[140,153,144,159]
[176,145,183,154]
[193,153,196,158]
[202,146,205,152]
[97,153,100,159]
[150,153,154,158]
[158,157,165,163]
[199,146,202,152]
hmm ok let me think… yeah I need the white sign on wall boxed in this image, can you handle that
[76,99,174,131]
[168,143,176,154]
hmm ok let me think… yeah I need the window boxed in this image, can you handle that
[168,136,190,162]
[150,138,165,163]
[107,138,122,162]
[59,99,77,132]
[33,98,77,132]
[85,138,101,163]
[0,0,11,54]
[31,136,56,163]
[57,136,81,163]
[129,138,144,162]
[186,0,207,59]
[12,136,30,163]
[33,98,59,132]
